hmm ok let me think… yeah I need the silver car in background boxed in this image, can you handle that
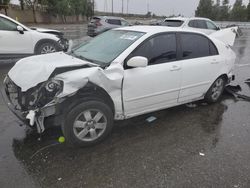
[87,16,130,37]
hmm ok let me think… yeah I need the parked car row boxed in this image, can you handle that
[87,16,230,37]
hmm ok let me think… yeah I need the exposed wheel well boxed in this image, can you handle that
[219,74,229,83]
[59,82,115,117]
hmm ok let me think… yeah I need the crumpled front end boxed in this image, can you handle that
[4,54,125,133]
[3,76,64,133]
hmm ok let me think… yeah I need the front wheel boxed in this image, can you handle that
[62,100,114,147]
[205,77,226,103]
[36,42,59,54]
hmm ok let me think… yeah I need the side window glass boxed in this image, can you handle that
[180,33,210,59]
[107,19,121,25]
[0,17,17,31]
[197,20,207,29]
[188,20,207,29]
[130,33,177,65]
[206,21,218,30]
[209,41,219,55]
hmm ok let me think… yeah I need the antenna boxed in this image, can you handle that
[122,0,124,14]
[111,0,114,15]
[104,0,108,12]
[147,0,149,13]
[127,0,129,14]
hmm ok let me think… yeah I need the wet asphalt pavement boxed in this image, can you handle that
[0,27,250,188]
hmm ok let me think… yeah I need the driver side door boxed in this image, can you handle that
[0,16,33,55]
[123,33,182,117]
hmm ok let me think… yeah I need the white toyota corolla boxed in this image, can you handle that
[3,26,237,146]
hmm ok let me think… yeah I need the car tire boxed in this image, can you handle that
[205,77,226,103]
[62,100,114,147]
[35,41,59,55]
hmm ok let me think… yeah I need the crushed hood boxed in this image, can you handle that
[8,52,93,91]
[30,27,63,35]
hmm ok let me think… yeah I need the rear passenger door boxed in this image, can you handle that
[178,32,221,102]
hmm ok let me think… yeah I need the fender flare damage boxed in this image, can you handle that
[27,82,116,133]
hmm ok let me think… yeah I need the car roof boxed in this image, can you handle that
[0,13,8,18]
[165,17,211,21]
[93,16,125,20]
[115,25,206,35]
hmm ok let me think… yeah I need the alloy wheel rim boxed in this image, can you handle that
[211,78,224,101]
[73,109,107,142]
[41,45,56,54]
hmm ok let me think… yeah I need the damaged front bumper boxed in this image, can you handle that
[2,77,64,133]
[2,87,58,133]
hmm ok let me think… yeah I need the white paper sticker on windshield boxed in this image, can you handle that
[120,35,138,40]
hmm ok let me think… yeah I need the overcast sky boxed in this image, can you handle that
[95,0,249,17]
[10,0,249,17]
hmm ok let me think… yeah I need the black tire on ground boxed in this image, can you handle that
[205,77,227,103]
[62,100,114,147]
[35,41,59,55]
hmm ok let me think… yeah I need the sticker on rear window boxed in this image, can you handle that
[120,35,138,40]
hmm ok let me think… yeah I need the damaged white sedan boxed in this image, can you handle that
[3,26,237,146]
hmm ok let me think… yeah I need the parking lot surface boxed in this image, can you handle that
[0,27,250,188]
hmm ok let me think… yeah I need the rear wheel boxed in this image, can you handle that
[205,77,226,103]
[62,100,114,147]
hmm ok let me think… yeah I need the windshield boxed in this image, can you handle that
[162,20,184,27]
[72,30,145,66]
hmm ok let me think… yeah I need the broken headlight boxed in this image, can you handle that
[26,79,63,109]
[45,79,62,93]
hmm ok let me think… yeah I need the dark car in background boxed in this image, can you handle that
[87,16,130,37]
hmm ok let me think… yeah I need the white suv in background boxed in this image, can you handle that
[162,17,220,35]
[0,14,69,59]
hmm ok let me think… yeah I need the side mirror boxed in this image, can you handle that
[216,27,220,31]
[127,56,148,68]
[17,25,24,34]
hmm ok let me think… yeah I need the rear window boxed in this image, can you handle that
[107,19,121,25]
[162,20,184,27]
[188,20,207,29]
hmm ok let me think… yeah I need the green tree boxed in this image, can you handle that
[195,0,213,19]
[247,1,250,21]
[45,0,71,23]
[220,0,230,20]
[0,0,10,15]
[213,0,221,20]
[230,0,247,21]
[19,0,24,10]
[23,0,38,23]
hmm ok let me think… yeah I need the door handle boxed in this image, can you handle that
[170,65,181,71]
[211,59,219,64]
